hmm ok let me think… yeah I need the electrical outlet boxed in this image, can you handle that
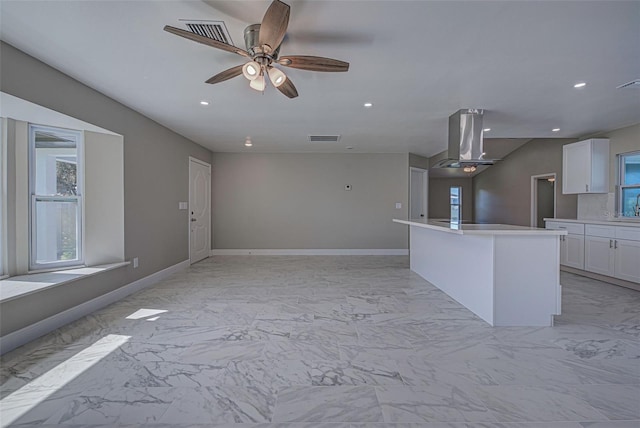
[133,257,139,268]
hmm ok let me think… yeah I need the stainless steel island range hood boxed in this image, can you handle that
[433,109,497,168]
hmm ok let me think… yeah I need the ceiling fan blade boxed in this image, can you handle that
[278,55,349,72]
[277,77,298,99]
[205,64,244,85]
[258,0,290,54]
[164,25,250,58]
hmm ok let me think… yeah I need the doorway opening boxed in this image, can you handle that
[531,173,556,228]
[410,167,428,220]
[189,157,211,264]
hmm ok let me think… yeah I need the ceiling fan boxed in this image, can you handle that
[164,0,349,99]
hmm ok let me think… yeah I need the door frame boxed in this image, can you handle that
[530,172,557,227]
[409,167,429,219]
[189,156,211,264]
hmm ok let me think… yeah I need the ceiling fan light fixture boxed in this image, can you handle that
[268,67,287,87]
[249,74,266,91]
[242,61,261,81]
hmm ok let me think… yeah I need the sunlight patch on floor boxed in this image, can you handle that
[0,334,130,427]
[125,308,168,320]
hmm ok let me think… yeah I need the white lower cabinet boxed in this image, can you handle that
[585,236,615,276]
[584,225,640,283]
[562,234,585,270]
[546,221,584,270]
[546,220,640,284]
[615,239,640,283]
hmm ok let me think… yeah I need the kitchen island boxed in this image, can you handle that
[393,219,568,326]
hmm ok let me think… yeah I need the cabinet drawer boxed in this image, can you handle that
[616,226,640,242]
[585,224,615,238]
[546,221,584,235]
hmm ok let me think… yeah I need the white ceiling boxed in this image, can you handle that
[1,0,639,157]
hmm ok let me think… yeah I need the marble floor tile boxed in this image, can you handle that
[350,422,583,428]
[473,385,609,422]
[571,384,640,420]
[2,257,639,426]
[42,387,175,425]
[262,339,340,360]
[306,359,404,386]
[178,340,266,364]
[272,385,383,422]
[123,361,228,387]
[376,385,496,423]
[218,359,311,388]
[551,337,640,360]
[158,385,276,424]
[579,422,640,428]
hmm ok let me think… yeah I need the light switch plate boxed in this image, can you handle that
[178,202,188,210]
[395,203,402,209]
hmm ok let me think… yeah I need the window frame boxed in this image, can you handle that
[28,124,84,271]
[450,185,462,223]
[617,150,640,218]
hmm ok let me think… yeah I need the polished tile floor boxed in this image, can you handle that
[1,256,639,427]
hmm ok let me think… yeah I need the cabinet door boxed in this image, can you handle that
[565,234,585,270]
[559,236,568,266]
[585,236,615,276]
[614,239,640,283]
[563,141,590,194]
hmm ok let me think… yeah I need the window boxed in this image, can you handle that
[618,151,640,218]
[29,125,83,270]
[450,186,462,223]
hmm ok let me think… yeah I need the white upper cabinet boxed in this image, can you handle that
[562,138,610,194]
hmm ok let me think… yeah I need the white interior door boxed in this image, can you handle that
[410,168,428,219]
[189,157,211,264]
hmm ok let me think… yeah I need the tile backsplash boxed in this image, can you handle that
[577,193,616,220]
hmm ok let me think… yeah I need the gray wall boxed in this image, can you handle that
[409,153,430,170]
[599,123,640,192]
[473,138,577,226]
[212,153,409,249]
[429,177,473,221]
[0,42,212,336]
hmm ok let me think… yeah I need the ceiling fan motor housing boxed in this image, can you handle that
[244,24,280,60]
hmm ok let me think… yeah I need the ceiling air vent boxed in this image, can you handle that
[308,135,341,143]
[179,19,233,45]
[616,79,640,89]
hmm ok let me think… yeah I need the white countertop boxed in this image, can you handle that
[393,219,567,236]
[544,218,640,227]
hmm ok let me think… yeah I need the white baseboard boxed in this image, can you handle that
[210,249,409,256]
[0,259,189,355]
[561,266,640,292]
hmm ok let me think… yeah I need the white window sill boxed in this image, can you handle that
[0,262,130,303]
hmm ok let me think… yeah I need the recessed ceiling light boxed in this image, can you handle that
[200,101,209,106]
[483,128,491,132]
[244,138,252,147]
[552,128,560,132]
[363,102,373,108]
[573,82,586,88]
